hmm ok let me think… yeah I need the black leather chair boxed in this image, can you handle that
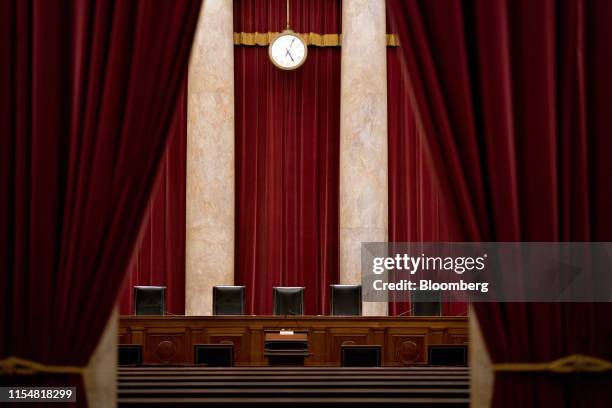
[133,286,165,315]
[194,344,234,367]
[213,285,245,315]
[341,345,381,367]
[118,345,143,367]
[273,287,304,315]
[411,290,442,316]
[330,284,362,316]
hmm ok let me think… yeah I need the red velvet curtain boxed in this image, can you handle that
[0,0,200,404]
[387,47,467,317]
[234,0,341,315]
[388,0,612,405]
[118,82,187,316]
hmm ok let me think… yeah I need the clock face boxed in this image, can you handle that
[269,33,308,70]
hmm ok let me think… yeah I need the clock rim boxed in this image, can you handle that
[268,30,308,71]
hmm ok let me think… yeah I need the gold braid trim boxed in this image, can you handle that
[234,32,399,47]
[0,356,85,376]
[386,34,400,46]
[492,354,612,374]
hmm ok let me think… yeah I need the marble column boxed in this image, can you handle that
[185,0,235,315]
[84,307,117,408]
[340,0,388,316]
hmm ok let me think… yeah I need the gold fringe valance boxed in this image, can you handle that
[0,356,85,376]
[386,34,400,47]
[234,32,399,47]
[492,354,612,374]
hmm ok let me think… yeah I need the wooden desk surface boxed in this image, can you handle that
[119,315,468,366]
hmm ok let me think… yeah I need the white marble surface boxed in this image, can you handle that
[186,0,235,315]
[340,0,388,316]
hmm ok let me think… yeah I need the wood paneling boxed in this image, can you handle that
[119,316,468,366]
[329,329,370,366]
[206,328,248,364]
[387,334,426,365]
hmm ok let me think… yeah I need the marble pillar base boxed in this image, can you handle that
[340,227,388,316]
[185,226,234,315]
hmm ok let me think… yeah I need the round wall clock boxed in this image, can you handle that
[269,30,308,70]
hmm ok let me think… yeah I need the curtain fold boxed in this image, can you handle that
[0,0,201,404]
[388,0,612,405]
[387,47,467,317]
[234,0,341,315]
[118,81,187,316]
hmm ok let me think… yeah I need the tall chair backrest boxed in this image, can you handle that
[411,290,442,316]
[133,286,166,315]
[273,287,304,315]
[330,284,362,316]
[213,285,245,315]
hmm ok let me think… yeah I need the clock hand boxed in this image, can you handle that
[290,38,295,48]
[285,48,294,62]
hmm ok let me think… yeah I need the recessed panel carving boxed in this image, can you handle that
[145,334,187,364]
[388,335,425,365]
